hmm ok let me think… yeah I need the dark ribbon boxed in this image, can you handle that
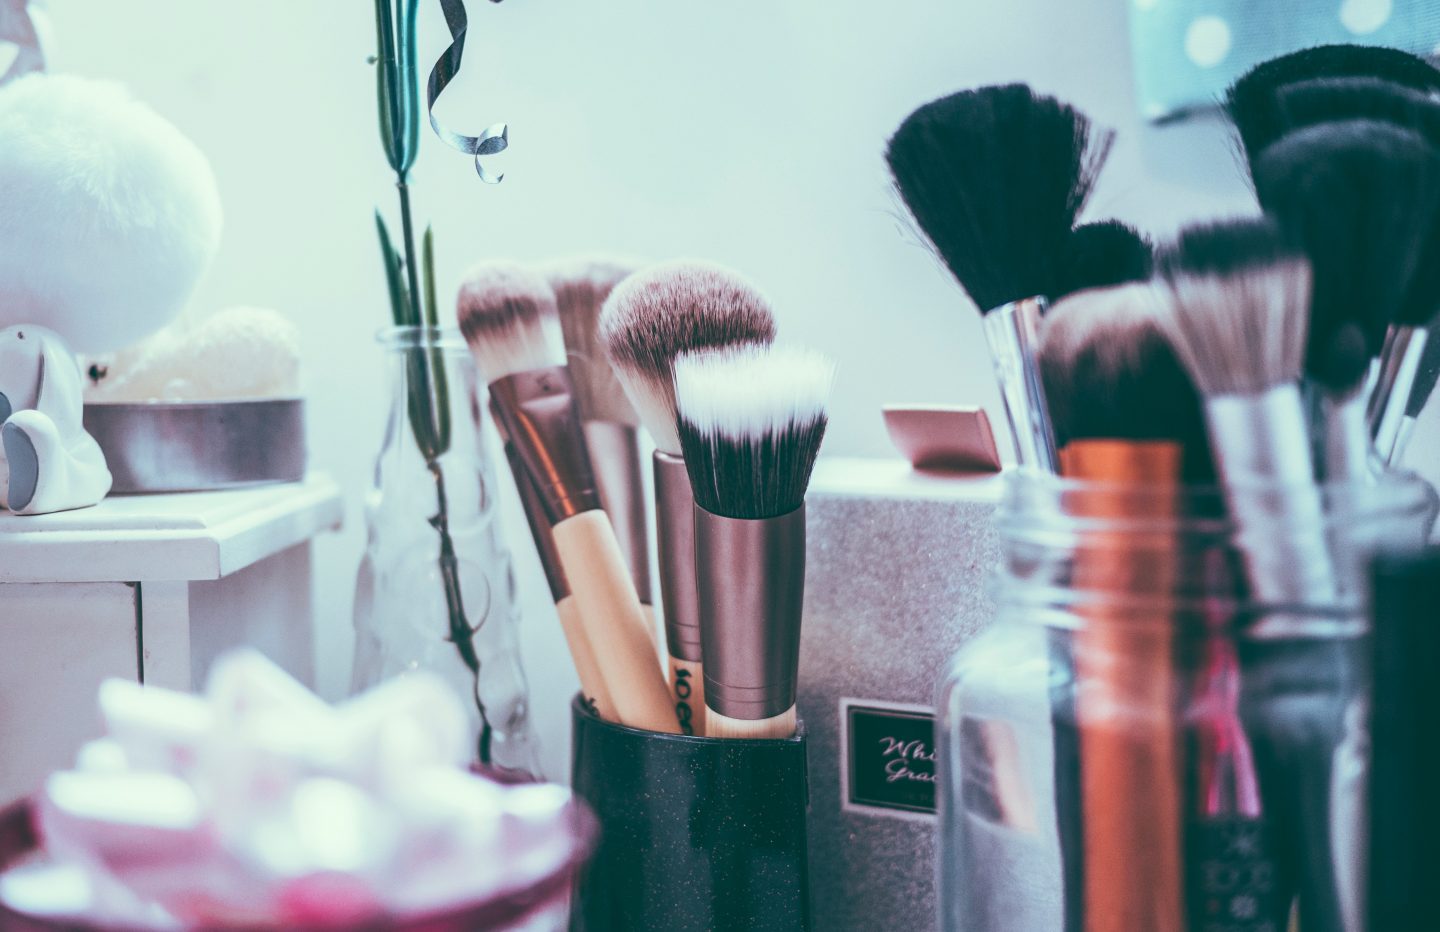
[427,0,509,183]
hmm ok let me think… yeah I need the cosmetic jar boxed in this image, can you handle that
[935,471,1437,932]
[568,696,811,931]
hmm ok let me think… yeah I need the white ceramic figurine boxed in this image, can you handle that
[0,73,222,513]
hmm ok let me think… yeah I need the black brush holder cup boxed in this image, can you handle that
[568,696,812,932]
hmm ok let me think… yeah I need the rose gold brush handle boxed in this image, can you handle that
[494,405,616,719]
[694,504,806,740]
[655,451,706,736]
[583,421,652,606]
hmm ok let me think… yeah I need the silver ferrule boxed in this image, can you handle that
[1321,380,1377,486]
[584,421,651,602]
[1207,385,1339,628]
[491,400,568,601]
[488,366,601,524]
[654,452,702,662]
[694,504,806,721]
[982,297,1059,473]
[1368,325,1427,467]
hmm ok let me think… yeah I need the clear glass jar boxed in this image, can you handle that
[936,472,1437,932]
[352,327,539,778]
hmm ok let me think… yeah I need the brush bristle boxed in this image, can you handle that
[1052,220,1153,302]
[1254,120,1440,391]
[1155,218,1312,397]
[1226,44,1440,168]
[674,345,834,519]
[1039,282,1212,480]
[886,83,1115,311]
[456,261,564,383]
[537,256,641,425]
[597,259,777,454]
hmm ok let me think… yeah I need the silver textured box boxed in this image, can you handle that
[799,458,1002,931]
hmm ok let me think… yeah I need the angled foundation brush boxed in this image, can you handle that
[1052,220,1153,303]
[457,261,677,734]
[598,259,777,736]
[1226,43,1440,177]
[886,83,1114,471]
[1252,120,1440,481]
[538,257,652,623]
[674,344,833,740]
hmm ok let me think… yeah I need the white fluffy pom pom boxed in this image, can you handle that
[0,74,222,353]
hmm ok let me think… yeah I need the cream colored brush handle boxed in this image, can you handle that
[706,706,795,740]
[555,594,615,721]
[669,656,706,737]
[553,510,679,734]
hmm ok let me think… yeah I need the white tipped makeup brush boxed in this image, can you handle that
[1156,219,1338,632]
[538,257,651,612]
[598,260,777,736]
[674,344,833,740]
[457,261,677,734]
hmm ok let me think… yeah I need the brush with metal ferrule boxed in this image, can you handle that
[1252,120,1440,482]
[674,345,833,740]
[885,83,1114,472]
[457,261,677,734]
[598,259,777,736]
[1226,43,1440,179]
[538,257,652,615]
[1051,220,1154,304]
[1156,219,1337,630]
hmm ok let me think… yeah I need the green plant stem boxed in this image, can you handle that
[397,179,423,326]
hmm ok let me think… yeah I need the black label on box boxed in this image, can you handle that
[846,703,938,815]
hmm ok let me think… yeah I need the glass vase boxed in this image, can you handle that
[353,326,539,778]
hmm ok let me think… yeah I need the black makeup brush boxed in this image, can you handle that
[1226,44,1440,176]
[598,259,777,736]
[1252,120,1440,481]
[538,258,652,629]
[1051,221,1153,303]
[673,344,833,739]
[886,83,1114,471]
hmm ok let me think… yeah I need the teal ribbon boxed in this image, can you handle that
[427,0,509,183]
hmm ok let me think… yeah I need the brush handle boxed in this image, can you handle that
[556,594,616,721]
[669,656,706,737]
[1322,389,1376,484]
[1368,325,1426,467]
[706,706,796,740]
[982,297,1060,472]
[1206,386,1339,635]
[553,509,680,734]
[584,421,652,601]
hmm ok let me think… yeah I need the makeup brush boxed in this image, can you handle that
[674,344,833,740]
[1156,218,1333,616]
[1226,44,1440,176]
[886,83,1114,471]
[457,261,678,734]
[1157,219,1357,931]
[598,259,777,737]
[1051,220,1153,303]
[1251,120,1440,481]
[537,257,652,625]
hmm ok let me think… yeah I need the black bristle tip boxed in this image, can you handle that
[886,83,1115,312]
[677,418,827,520]
[1052,220,1153,302]
[1039,286,1213,482]
[1155,216,1299,280]
[1227,44,1440,163]
[1254,119,1440,387]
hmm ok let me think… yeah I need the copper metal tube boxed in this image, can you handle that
[487,366,601,523]
[654,452,702,663]
[584,421,651,603]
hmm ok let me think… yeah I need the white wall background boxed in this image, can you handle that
[40,0,1438,777]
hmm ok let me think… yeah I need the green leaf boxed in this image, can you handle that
[422,225,438,327]
[373,0,407,177]
[394,0,421,176]
[375,210,412,327]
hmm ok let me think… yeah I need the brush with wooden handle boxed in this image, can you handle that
[674,344,833,740]
[457,262,677,734]
[599,259,778,736]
